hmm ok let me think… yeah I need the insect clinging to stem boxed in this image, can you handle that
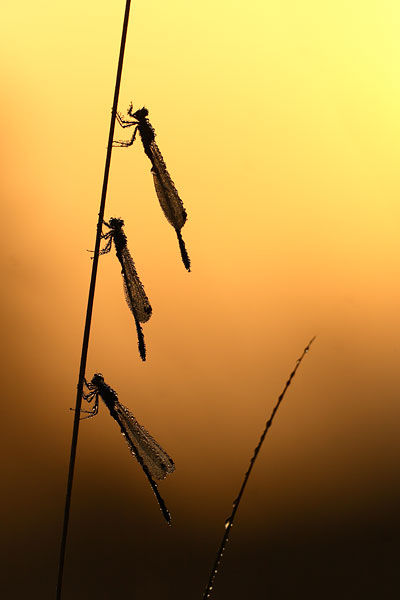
[114,104,191,272]
[99,217,152,361]
[82,373,175,525]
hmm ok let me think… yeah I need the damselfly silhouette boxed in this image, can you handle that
[114,104,191,272]
[100,217,152,361]
[82,373,175,524]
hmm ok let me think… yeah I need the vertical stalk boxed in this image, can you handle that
[56,2,132,597]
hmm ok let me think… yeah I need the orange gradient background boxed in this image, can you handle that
[1,1,399,598]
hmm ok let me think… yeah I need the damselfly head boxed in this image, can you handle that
[108,217,124,230]
[91,373,104,386]
[133,107,149,121]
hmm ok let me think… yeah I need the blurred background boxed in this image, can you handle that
[1,1,399,598]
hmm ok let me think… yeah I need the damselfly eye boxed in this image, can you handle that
[109,217,124,229]
[91,373,104,385]
[133,107,148,119]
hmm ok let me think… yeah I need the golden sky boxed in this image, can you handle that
[1,1,400,598]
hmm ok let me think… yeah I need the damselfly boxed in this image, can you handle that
[82,373,175,525]
[100,217,152,361]
[114,104,191,272]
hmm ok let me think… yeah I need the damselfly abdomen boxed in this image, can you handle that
[114,104,191,272]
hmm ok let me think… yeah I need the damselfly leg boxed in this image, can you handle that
[113,109,139,146]
[69,379,99,420]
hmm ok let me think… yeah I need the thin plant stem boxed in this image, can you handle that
[202,336,316,599]
[56,2,132,598]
